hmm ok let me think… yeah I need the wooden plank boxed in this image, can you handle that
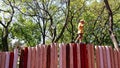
[114,49,118,68]
[69,43,73,68]
[13,49,18,68]
[102,46,107,68]
[59,43,66,68]
[35,46,39,68]
[46,45,51,68]
[87,44,95,68]
[91,45,95,68]
[50,44,55,68]
[43,45,47,68]
[66,44,69,68]
[27,47,31,68]
[39,45,44,68]
[87,45,92,68]
[24,47,28,68]
[9,52,14,68]
[95,46,100,68]
[99,46,104,68]
[5,52,10,68]
[77,43,81,68]
[118,49,120,68]
[105,46,111,68]
[109,46,114,68]
[72,43,78,68]
[80,43,88,68]
[38,45,43,68]
[54,43,58,68]
[1,52,6,68]
[31,47,35,68]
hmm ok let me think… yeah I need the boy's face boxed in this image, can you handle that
[80,21,84,24]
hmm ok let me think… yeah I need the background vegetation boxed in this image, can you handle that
[0,0,120,51]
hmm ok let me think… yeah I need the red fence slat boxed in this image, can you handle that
[77,43,81,68]
[59,43,66,68]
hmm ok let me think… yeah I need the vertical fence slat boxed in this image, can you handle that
[34,47,37,68]
[50,44,54,68]
[102,46,107,68]
[87,45,91,68]
[13,49,18,68]
[109,46,115,68]
[99,46,104,68]
[80,43,88,68]
[35,46,38,68]
[114,49,119,68]
[35,46,39,68]
[105,46,111,68]
[80,43,84,68]
[95,46,100,68]
[87,44,95,68]
[91,45,95,68]
[118,49,120,68]
[69,43,73,68]
[9,52,14,68]
[66,44,69,68]
[46,45,51,68]
[72,43,78,68]
[31,47,35,68]
[54,43,58,68]
[77,43,81,68]
[0,52,1,68]
[43,45,47,68]
[37,45,42,68]
[5,52,10,68]
[27,47,31,68]
[59,43,66,68]
[1,52,6,68]
[24,47,28,68]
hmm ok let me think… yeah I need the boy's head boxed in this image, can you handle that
[79,20,85,24]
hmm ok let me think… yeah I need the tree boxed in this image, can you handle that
[104,0,119,49]
[0,0,15,51]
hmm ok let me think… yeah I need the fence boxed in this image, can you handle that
[0,43,120,68]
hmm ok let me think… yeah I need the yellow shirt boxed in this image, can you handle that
[78,23,84,34]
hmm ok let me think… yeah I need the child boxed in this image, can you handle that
[75,20,85,43]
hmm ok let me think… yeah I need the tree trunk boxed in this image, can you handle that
[2,28,9,51]
[104,0,119,49]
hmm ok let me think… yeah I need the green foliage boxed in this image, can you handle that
[11,15,41,46]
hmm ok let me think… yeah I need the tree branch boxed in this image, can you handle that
[7,0,14,27]
[0,21,6,27]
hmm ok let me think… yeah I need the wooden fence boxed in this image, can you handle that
[0,43,120,68]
